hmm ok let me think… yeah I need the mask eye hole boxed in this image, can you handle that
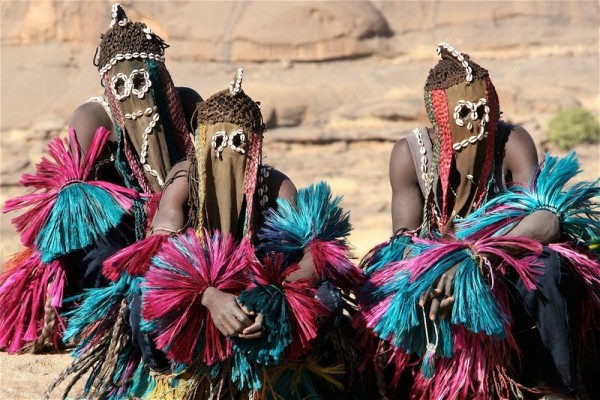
[475,104,486,120]
[211,131,228,158]
[459,107,470,119]
[111,73,130,101]
[228,129,246,154]
[130,69,151,98]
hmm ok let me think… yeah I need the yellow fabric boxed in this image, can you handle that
[259,357,345,398]
[145,372,193,400]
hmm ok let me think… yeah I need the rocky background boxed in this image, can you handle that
[0,1,599,398]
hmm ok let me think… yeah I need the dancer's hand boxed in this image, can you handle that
[419,264,459,321]
[201,287,255,337]
[238,306,264,340]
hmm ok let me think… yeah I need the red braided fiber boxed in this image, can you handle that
[430,89,453,227]
[158,63,194,158]
[243,133,262,241]
[144,192,162,232]
[103,74,126,131]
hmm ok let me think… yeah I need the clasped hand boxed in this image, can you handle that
[419,264,459,321]
[201,286,264,339]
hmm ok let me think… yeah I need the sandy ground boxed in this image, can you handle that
[0,352,74,400]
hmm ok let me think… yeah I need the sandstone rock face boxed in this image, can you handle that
[3,1,597,61]
[1,1,599,265]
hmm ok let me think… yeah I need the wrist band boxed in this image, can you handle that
[150,226,182,235]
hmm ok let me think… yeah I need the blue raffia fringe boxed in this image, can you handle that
[36,182,129,263]
[232,283,292,390]
[456,152,600,244]
[258,181,351,265]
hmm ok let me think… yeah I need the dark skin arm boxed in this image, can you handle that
[502,126,560,242]
[390,137,425,233]
[148,160,190,234]
[389,134,457,318]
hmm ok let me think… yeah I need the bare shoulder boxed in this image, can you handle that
[69,101,112,131]
[176,86,203,131]
[69,101,116,152]
[264,167,298,204]
[176,86,202,104]
[504,125,538,162]
[390,137,412,162]
[503,124,539,184]
[506,125,535,148]
[389,131,427,231]
[389,135,418,188]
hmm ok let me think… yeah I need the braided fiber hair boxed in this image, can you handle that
[424,53,489,91]
[197,89,265,135]
[423,43,500,232]
[94,4,168,72]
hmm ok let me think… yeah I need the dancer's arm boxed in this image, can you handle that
[502,125,560,243]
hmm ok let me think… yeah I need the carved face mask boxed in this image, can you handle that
[94,3,191,194]
[108,59,171,192]
[424,42,499,232]
[202,121,250,237]
[194,68,265,242]
[444,78,494,219]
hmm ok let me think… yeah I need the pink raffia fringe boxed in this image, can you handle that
[248,255,329,360]
[308,239,364,293]
[142,229,253,365]
[3,127,140,247]
[548,243,600,294]
[410,326,522,400]
[0,248,66,353]
[102,234,169,281]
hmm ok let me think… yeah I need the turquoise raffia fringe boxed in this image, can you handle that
[456,152,600,244]
[36,182,129,263]
[258,181,351,265]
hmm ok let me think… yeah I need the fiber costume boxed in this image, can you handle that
[357,42,600,399]
[46,69,364,400]
[0,3,193,354]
